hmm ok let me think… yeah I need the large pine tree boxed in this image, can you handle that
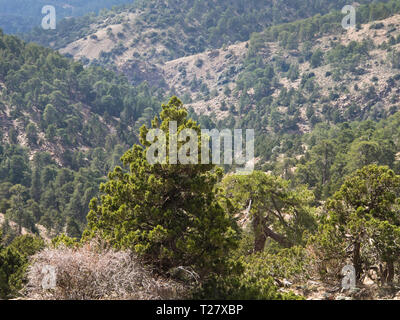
[84,97,239,278]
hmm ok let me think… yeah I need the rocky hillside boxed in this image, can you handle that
[25,1,399,129]
[27,0,369,51]
[0,29,162,237]
[24,1,381,105]
[3,0,400,302]
[12,0,400,168]
[231,10,400,135]
[0,29,164,165]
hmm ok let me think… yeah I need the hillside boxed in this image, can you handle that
[27,0,371,50]
[24,0,381,100]
[0,28,164,239]
[0,0,134,34]
[0,28,164,162]
[228,8,400,139]
[51,1,400,169]
[25,1,398,126]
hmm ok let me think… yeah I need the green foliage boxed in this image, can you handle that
[0,29,165,236]
[312,165,400,283]
[220,171,316,251]
[85,97,239,278]
[8,234,45,257]
[194,248,307,300]
[244,246,311,283]
[294,116,398,200]
[0,146,108,236]
[0,233,44,299]
[0,246,24,299]
[195,272,302,300]
[51,233,80,248]
[310,49,324,68]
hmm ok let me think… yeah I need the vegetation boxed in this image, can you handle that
[0,233,44,299]
[2,0,400,301]
[25,0,378,56]
[85,97,239,279]
[0,28,162,237]
[312,165,400,284]
[24,241,186,300]
[0,0,133,34]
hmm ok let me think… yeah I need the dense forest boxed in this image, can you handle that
[2,0,400,301]
[0,28,165,241]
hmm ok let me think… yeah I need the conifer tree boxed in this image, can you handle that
[313,165,400,283]
[85,97,239,278]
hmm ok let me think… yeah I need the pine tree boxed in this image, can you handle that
[30,168,41,203]
[314,165,400,283]
[84,97,239,278]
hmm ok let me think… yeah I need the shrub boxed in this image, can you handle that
[24,243,188,300]
[0,235,44,299]
[370,22,384,30]
[194,251,306,300]
[310,49,323,68]
[310,165,400,284]
[195,58,204,68]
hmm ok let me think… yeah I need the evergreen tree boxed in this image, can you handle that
[85,97,239,278]
[221,171,316,252]
[313,165,400,283]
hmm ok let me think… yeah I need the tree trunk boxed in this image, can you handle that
[252,214,293,252]
[263,225,293,248]
[386,261,394,284]
[353,241,362,282]
[252,214,267,252]
[254,232,267,252]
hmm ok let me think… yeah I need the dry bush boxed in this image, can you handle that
[23,243,188,300]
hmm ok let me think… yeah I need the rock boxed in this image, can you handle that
[393,291,400,300]
[327,286,340,293]
[363,277,375,286]
[335,295,352,300]
[349,287,361,294]
[322,292,334,300]
[282,279,293,287]
[307,280,320,287]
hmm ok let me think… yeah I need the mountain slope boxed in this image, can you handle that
[0,28,163,163]
[0,0,134,34]
[25,0,398,125]
[0,28,163,237]
[27,0,372,52]
[24,0,381,96]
